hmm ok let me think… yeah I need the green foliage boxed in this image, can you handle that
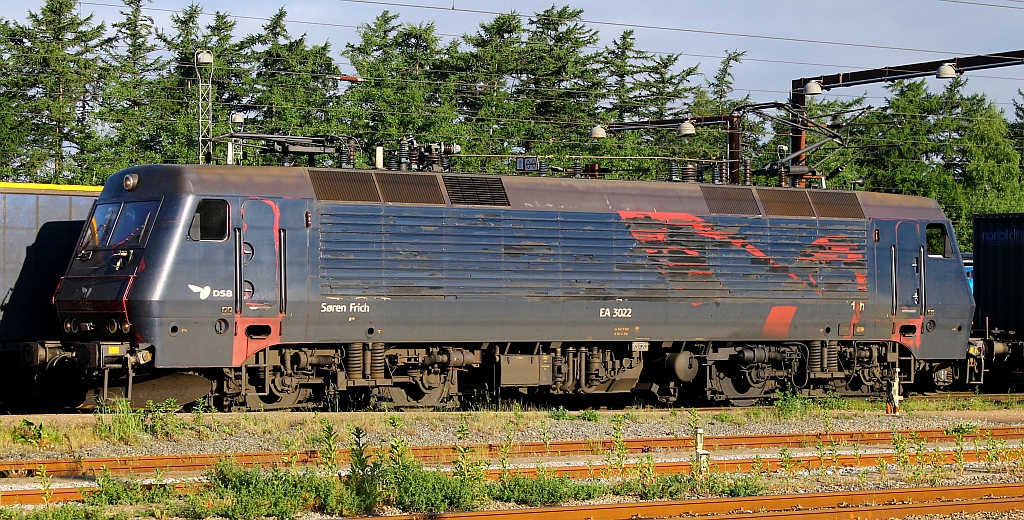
[313,418,342,470]
[773,388,813,420]
[579,409,600,422]
[548,406,572,421]
[0,504,124,520]
[84,469,176,506]
[488,472,605,506]
[10,420,63,447]
[93,398,190,443]
[847,78,1024,247]
[945,421,980,436]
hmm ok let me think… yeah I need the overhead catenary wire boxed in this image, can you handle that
[72,1,1024,85]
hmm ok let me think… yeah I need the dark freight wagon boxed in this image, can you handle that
[972,214,1024,382]
[22,164,981,410]
[0,182,99,349]
[0,182,100,410]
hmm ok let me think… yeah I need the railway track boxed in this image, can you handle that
[5,479,1024,519]
[353,482,1024,520]
[2,425,1021,478]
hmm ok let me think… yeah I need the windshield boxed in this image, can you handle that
[80,203,120,249]
[80,200,160,249]
[109,201,160,247]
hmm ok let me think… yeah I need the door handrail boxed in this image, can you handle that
[890,244,897,316]
[234,227,242,314]
[279,228,287,315]
[919,245,926,315]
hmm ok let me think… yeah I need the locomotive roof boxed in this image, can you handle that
[101,164,945,221]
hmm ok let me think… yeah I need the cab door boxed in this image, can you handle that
[238,199,280,317]
[894,221,923,319]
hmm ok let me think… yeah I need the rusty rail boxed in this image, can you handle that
[1,446,1019,508]
[8,482,1023,518]
[1,425,1019,479]
[356,482,1024,520]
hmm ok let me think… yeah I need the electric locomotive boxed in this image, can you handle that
[25,163,979,409]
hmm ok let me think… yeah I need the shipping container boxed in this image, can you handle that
[973,213,1024,334]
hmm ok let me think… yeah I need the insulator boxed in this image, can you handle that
[743,159,752,186]
[681,163,697,183]
[574,159,582,173]
[779,168,787,187]
[539,160,548,175]
[442,156,450,171]
[668,162,681,182]
[338,146,350,169]
[808,340,823,373]
[711,164,722,184]
[347,342,364,380]
[399,139,409,171]
[370,342,386,380]
[719,162,730,184]
[826,341,840,373]
[387,154,398,171]
[346,138,358,168]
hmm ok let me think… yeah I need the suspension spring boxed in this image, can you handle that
[369,342,386,380]
[346,342,364,380]
[808,340,823,373]
[826,341,840,373]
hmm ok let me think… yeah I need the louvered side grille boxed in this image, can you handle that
[443,175,511,206]
[700,186,760,215]
[375,173,445,205]
[757,188,815,217]
[809,191,865,219]
[308,169,380,202]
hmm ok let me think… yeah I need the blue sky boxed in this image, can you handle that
[6,0,1024,115]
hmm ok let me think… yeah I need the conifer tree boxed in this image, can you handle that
[3,0,112,183]
[247,8,342,147]
[91,0,164,173]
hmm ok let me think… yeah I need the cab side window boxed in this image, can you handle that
[188,199,229,241]
[926,223,953,258]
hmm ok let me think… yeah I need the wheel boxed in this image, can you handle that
[717,370,769,406]
[374,384,457,410]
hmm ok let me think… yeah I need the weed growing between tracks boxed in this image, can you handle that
[0,427,767,519]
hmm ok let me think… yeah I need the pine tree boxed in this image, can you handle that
[517,6,602,157]
[340,11,459,153]
[852,79,1024,247]
[91,0,164,173]
[247,8,342,149]
[4,0,112,183]
[451,12,531,172]
[154,7,254,164]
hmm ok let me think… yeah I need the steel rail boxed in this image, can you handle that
[1,425,1021,478]
[339,483,1024,519]
[0,450,1018,507]
[495,444,1000,479]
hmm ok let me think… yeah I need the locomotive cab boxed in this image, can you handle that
[39,165,313,406]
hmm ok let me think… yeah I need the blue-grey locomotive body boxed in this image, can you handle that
[32,164,978,409]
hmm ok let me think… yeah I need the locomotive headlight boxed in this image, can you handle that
[63,318,78,333]
[122,173,139,191]
[121,318,131,334]
[107,319,119,334]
